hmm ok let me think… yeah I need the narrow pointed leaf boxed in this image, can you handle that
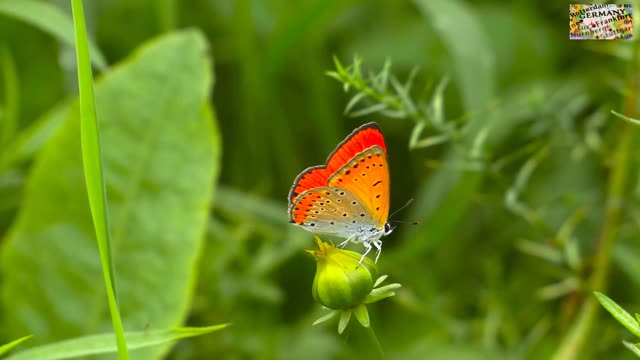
[344,92,367,114]
[430,76,450,128]
[365,292,396,304]
[325,71,341,82]
[353,304,370,328]
[623,341,640,358]
[374,275,388,288]
[312,310,339,326]
[332,55,345,75]
[379,109,407,118]
[390,76,416,115]
[71,0,128,356]
[536,278,579,301]
[515,239,564,264]
[594,292,640,337]
[409,121,426,149]
[6,325,228,360]
[612,110,640,126]
[0,335,31,356]
[410,134,450,149]
[338,311,352,335]
[374,58,391,93]
[348,103,387,118]
[371,283,402,294]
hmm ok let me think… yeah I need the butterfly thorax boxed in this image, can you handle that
[353,225,385,243]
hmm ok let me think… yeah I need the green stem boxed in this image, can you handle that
[363,324,386,360]
[552,47,638,360]
[0,43,18,153]
[155,0,177,32]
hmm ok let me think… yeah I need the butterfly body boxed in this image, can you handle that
[288,122,392,263]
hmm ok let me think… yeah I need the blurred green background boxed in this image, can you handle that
[1,0,640,359]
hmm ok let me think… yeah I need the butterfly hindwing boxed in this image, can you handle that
[327,146,389,227]
[288,187,377,237]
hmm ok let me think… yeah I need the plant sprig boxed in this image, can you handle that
[326,55,462,151]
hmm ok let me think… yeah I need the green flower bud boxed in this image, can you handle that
[308,235,378,310]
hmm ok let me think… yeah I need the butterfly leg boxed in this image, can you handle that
[373,239,383,263]
[357,241,373,267]
[337,235,355,248]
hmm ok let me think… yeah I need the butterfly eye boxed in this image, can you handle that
[384,223,393,235]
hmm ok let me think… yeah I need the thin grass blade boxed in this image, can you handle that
[70,0,128,358]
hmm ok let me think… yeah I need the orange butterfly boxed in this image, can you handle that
[288,122,392,264]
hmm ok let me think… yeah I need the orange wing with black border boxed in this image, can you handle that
[288,122,387,204]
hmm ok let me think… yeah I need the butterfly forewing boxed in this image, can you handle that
[289,187,375,237]
[327,146,389,227]
[288,123,386,204]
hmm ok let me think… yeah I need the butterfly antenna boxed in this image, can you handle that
[388,220,421,225]
[388,198,415,221]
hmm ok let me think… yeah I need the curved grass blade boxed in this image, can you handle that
[5,325,228,360]
[0,335,32,357]
[612,110,640,126]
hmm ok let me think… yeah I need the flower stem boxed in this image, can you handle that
[363,324,386,360]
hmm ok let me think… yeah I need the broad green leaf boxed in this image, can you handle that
[0,0,107,70]
[594,292,640,337]
[0,30,220,360]
[5,325,228,360]
[0,335,31,356]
